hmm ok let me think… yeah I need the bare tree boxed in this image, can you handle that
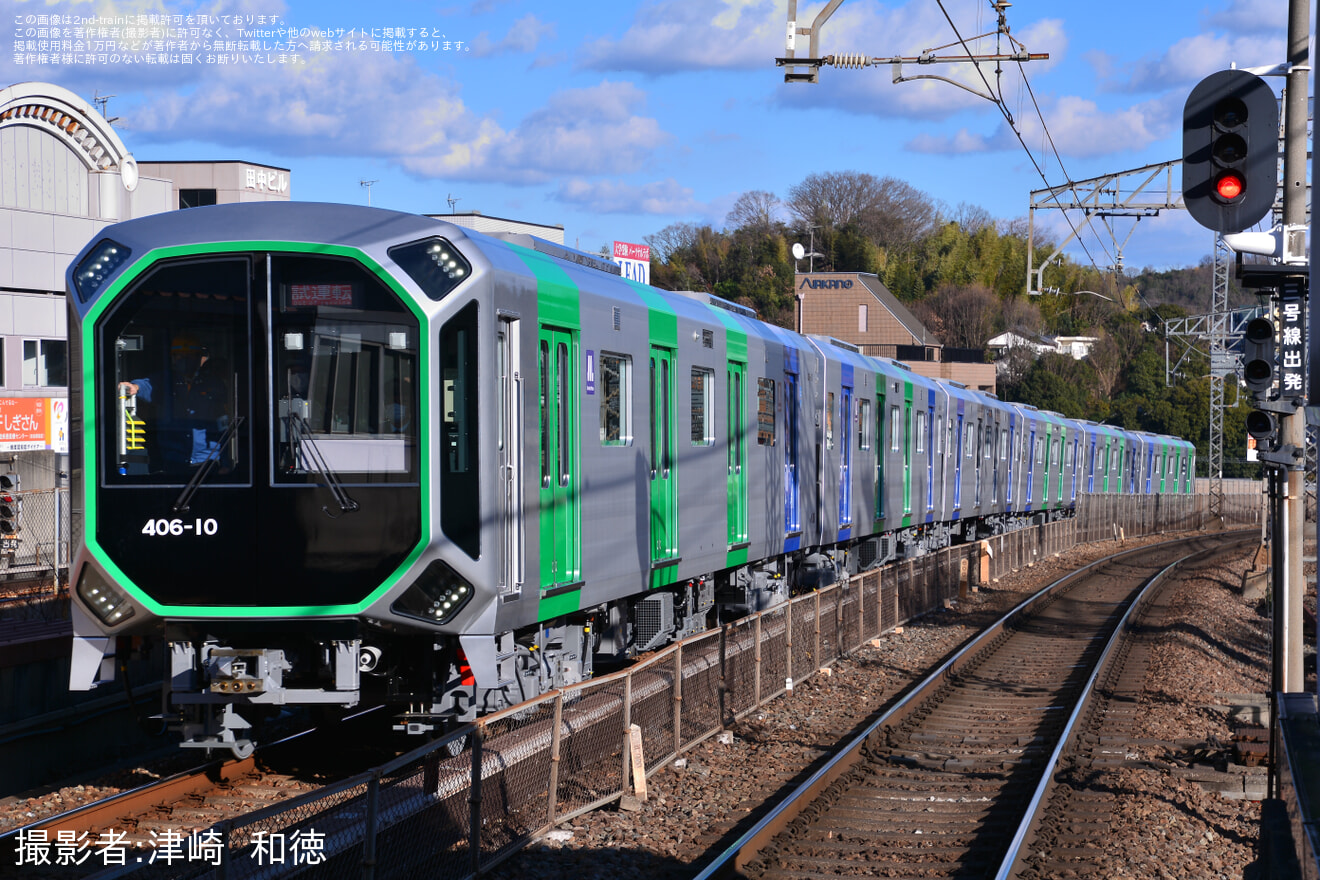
[918,283,998,349]
[947,201,995,234]
[644,222,700,263]
[1087,332,1123,398]
[725,190,781,233]
[785,171,937,252]
[1000,294,1044,336]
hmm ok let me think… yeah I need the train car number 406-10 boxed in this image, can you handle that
[141,518,220,537]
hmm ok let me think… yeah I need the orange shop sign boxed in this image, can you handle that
[0,398,68,453]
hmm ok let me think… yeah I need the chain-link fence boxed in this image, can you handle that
[0,487,70,589]
[69,488,1260,880]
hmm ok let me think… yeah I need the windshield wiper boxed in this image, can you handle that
[286,412,360,518]
[172,416,245,514]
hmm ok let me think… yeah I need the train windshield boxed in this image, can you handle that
[102,259,251,486]
[271,255,418,483]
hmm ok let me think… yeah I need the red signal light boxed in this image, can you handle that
[1215,172,1244,200]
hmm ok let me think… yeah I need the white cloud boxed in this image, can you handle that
[119,32,669,185]
[1203,0,1288,35]
[471,14,556,58]
[554,178,703,215]
[578,0,782,73]
[454,81,670,183]
[1094,31,1285,93]
[908,93,1181,159]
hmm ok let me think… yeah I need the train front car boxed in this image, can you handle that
[65,203,481,756]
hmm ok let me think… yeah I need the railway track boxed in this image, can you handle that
[695,531,1258,880]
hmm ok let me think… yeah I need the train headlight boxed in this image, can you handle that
[72,239,131,304]
[388,237,472,301]
[391,560,475,625]
[75,566,136,627]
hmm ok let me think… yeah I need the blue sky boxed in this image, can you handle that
[5,0,1293,276]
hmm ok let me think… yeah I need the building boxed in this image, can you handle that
[795,271,996,394]
[431,210,564,244]
[0,81,289,498]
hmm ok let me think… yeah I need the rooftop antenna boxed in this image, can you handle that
[447,193,461,214]
[359,179,378,206]
[92,91,120,126]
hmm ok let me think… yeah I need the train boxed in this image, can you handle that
[64,202,1196,756]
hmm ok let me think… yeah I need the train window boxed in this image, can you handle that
[915,411,925,454]
[889,405,901,452]
[964,423,975,458]
[100,257,251,486]
[441,302,480,557]
[858,398,871,450]
[1035,437,1043,463]
[557,342,571,486]
[825,392,835,450]
[600,353,631,446]
[691,367,715,446]
[984,426,993,459]
[272,254,419,482]
[757,378,776,446]
[947,417,955,457]
[541,342,553,486]
[999,429,1008,460]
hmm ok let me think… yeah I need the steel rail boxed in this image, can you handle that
[691,531,1256,880]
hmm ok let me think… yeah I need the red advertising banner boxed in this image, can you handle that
[613,241,650,261]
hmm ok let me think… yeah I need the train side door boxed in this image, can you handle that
[498,316,524,597]
[839,382,853,529]
[727,361,748,546]
[649,345,679,563]
[537,326,580,587]
[784,369,801,535]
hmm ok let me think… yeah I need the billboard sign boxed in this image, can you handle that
[612,241,650,285]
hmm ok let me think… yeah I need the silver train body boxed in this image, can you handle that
[64,203,1196,754]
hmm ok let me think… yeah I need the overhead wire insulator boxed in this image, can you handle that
[828,53,872,69]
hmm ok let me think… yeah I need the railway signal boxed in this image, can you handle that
[1241,317,1277,398]
[1181,70,1279,233]
[0,473,19,537]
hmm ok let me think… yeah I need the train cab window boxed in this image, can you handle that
[271,255,419,484]
[756,378,776,446]
[101,258,251,486]
[858,398,871,450]
[600,353,632,445]
[691,368,715,446]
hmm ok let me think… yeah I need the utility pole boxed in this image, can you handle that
[1281,0,1308,692]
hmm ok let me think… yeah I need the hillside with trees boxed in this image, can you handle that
[642,171,1261,478]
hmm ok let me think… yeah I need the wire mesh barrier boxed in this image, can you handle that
[39,490,1263,879]
[0,488,70,592]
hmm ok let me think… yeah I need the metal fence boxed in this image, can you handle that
[0,488,70,589]
[82,488,1261,880]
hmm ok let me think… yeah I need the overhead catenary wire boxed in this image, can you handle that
[935,0,1115,276]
